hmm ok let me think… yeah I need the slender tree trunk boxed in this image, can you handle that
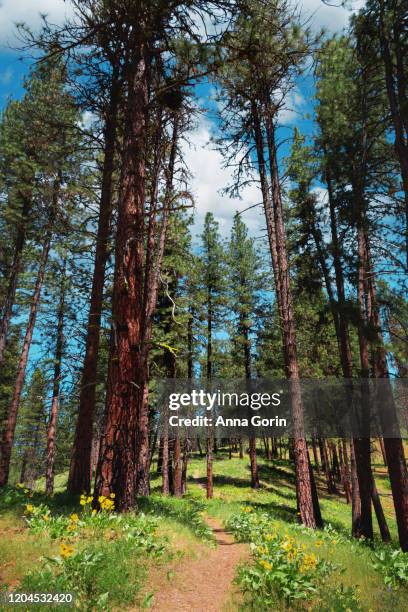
[0,194,31,367]
[181,438,190,494]
[0,223,53,486]
[379,5,408,267]
[162,408,170,495]
[350,440,362,535]
[371,473,391,543]
[249,436,260,489]
[173,435,182,497]
[365,240,408,551]
[243,311,259,489]
[68,69,120,494]
[206,286,214,499]
[135,115,179,497]
[324,165,372,538]
[353,225,373,539]
[45,257,67,495]
[252,101,319,527]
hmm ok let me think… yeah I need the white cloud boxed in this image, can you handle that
[182,117,264,240]
[300,0,365,32]
[0,0,72,45]
[0,67,12,84]
[278,90,306,125]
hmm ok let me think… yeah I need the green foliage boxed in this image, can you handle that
[18,496,167,611]
[317,583,363,612]
[227,509,337,606]
[372,546,408,588]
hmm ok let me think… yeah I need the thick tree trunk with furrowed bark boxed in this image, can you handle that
[93,43,149,511]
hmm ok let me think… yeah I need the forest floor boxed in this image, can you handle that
[1,448,408,611]
[147,516,248,612]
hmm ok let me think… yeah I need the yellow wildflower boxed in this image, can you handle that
[259,559,273,571]
[70,513,79,523]
[79,499,86,506]
[25,504,34,513]
[315,540,323,548]
[92,509,97,516]
[110,493,115,499]
[280,539,293,551]
[60,543,74,559]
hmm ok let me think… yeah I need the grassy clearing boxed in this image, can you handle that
[1,448,408,611]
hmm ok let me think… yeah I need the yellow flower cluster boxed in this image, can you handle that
[300,553,317,573]
[286,550,298,563]
[240,506,253,513]
[79,494,93,506]
[315,540,324,548]
[60,543,74,559]
[25,504,34,513]
[280,535,295,551]
[70,513,79,523]
[98,494,115,511]
[259,559,273,571]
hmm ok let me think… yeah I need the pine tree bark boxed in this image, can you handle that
[68,68,120,494]
[93,43,149,511]
[0,218,53,486]
[264,109,320,528]
[45,257,66,495]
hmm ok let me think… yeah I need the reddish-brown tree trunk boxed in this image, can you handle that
[136,116,179,496]
[173,435,182,497]
[249,437,260,489]
[252,102,319,527]
[93,44,149,511]
[0,225,52,486]
[350,440,362,535]
[265,110,320,527]
[324,166,372,538]
[68,68,120,494]
[162,413,170,495]
[45,257,66,495]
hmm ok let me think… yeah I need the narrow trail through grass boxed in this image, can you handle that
[149,516,249,612]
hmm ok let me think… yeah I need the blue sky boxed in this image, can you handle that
[0,0,361,241]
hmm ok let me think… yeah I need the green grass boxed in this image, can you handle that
[1,447,407,611]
